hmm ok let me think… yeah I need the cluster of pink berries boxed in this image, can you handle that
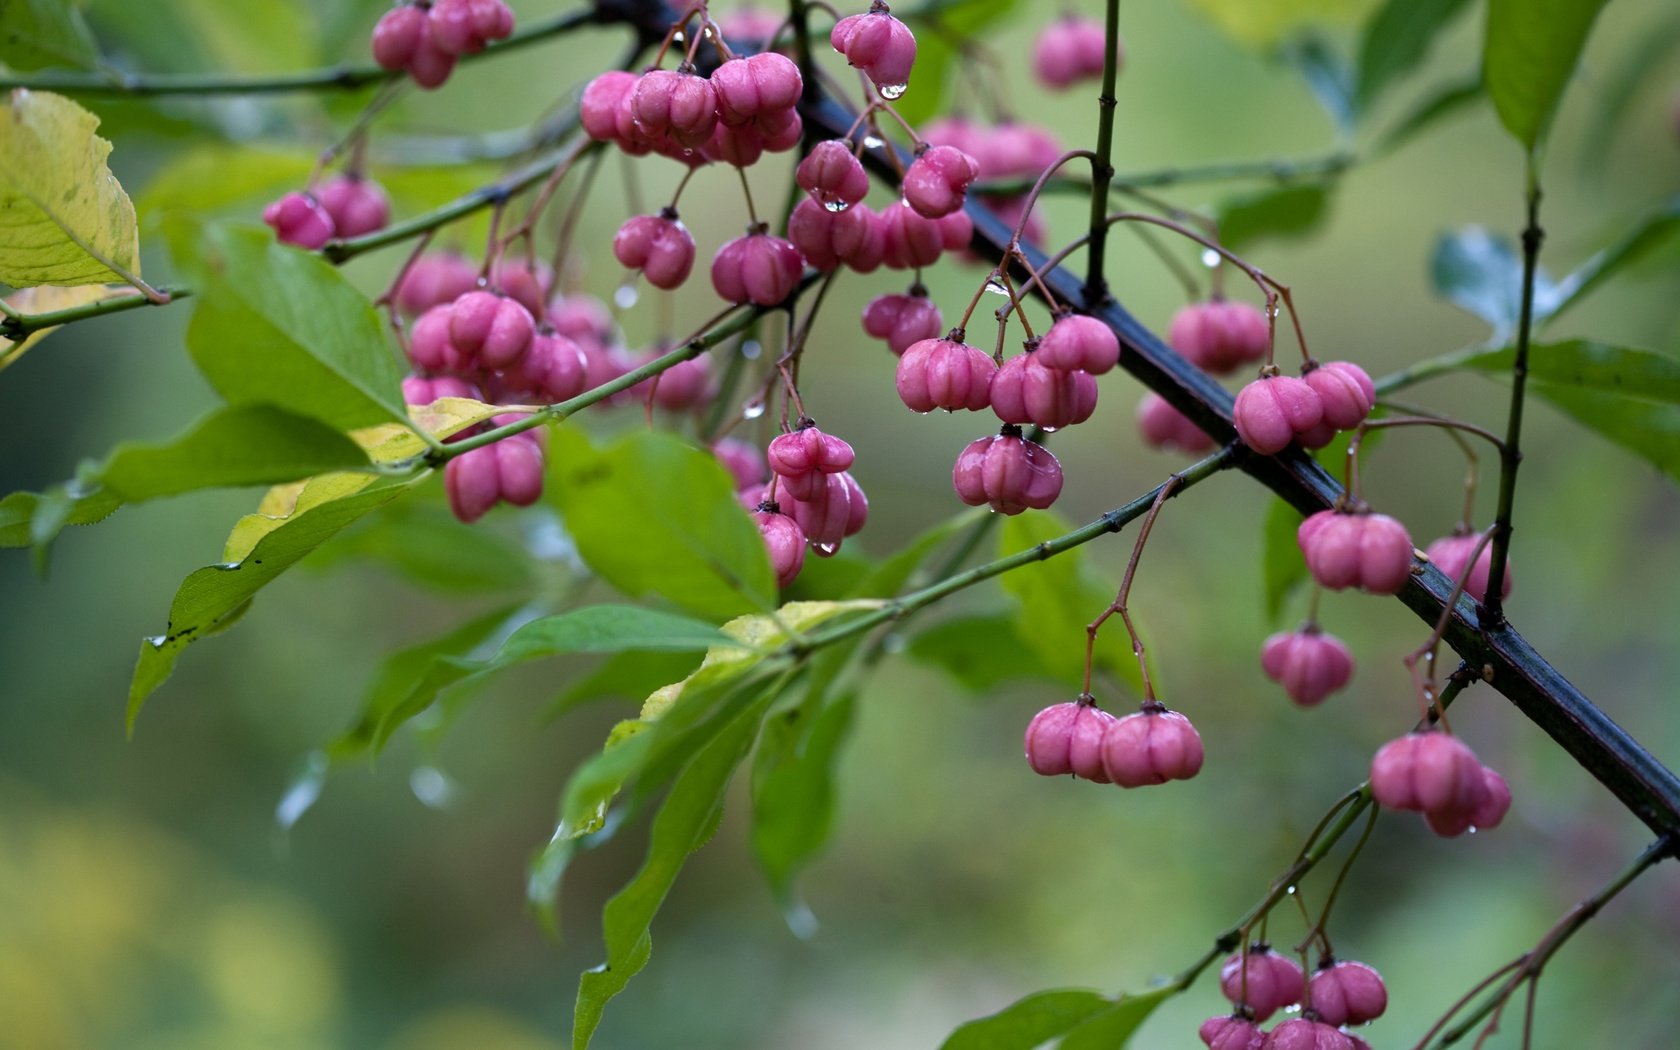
[262,175,391,250]
[1031,16,1113,91]
[1371,730,1511,837]
[1202,948,1387,1050]
[1136,299,1271,454]
[831,2,918,97]
[922,116,1063,246]
[443,413,544,523]
[581,52,804,168]
[1234,359,1377,456]
[372,0,515,89]
[1024,697,1204,788]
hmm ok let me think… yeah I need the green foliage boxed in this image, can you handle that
[307,502,535,595]
[1218,184,1334,250]
[907,612,1054,690]
[1431,226,1558,338]
[183,224,409,431]
[1375,77,1483,154]
[0,90,142,287]
[546,426,776,621]
[895,0,1022,126]
[1261,496,1307,625]
[1188,0,1377,49]
[1483,0,1611,152]
[938,986,1169,1050]
[1548,196,1680,321]
[1354,0,1475,113]
[0,0,98,71]
[85,0,318,74]
[1282,35,1355,136]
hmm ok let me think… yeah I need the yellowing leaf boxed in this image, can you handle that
[0,90,142,288]
[0,283,130,372]
[1188,0,1375,48]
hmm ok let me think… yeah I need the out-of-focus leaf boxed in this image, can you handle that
[939,988,1111,1050]
[1187,0,1376,49]
[1055,989,1172,1049]
[547,427,776,621]
[0,1,98,71]
[907,613,1054,691]
[1262,496,1306,624]
[549,650,703,720]
[1283,34,1355,135]
[999,510,1143,695]
[572,687,771,1050]
[1483,0,1610,150]
[1374,76,1482,154]
[1218,184,1333,250]
[0,284,131,372]
[750,688,856,917]
[0,90,142,287]
[895,0,1022,126]
[1579,19,1680,177]
[0,485,121,549]
[1549,196,1680,321]
[307,502,534,594]
[184,224,408,431]
[97,404,369,501]
[86,0,316,74]
[127,477,420,728]
[780,544,873,602]
[1456,340,1680,403]
[1430,226,1559,338]
[1526,383,1680,481]
[1354,0,1474,112]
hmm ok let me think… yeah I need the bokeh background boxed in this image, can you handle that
[4,1,1680,1047]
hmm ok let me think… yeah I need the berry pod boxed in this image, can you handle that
[1219,947,1305,1021]
[710,51,803,127]
[895,336,996,413]
[712,229,805,306]
[1261,1019,1354,1050]
[788,198,885,273]
[754,504,808,587]
[1425,529,1510,602]
[1370,731,1487,815]
[1136,392,1216,453]
[372,4,427,70]
[862,291,942,355]
[262,192,336,249]
[394,252,480,315]
[796,140,871,210]
[988,352,1097,431]
[632,69,720,149]
[448,290,535,369]
[901,145,980,219]
[830,3,918,96]
[1168,300,1271,374]
[951,427,1064,515]
[1303,360,1376,430]
[1232,374,1324,455]
[1297,509,1415,594]
[1198,1015,1265,1050]
[1099,703,1205,787]
[1308,960,1388,1027]
[314,175,390,238]
[1032,16,1112,91]
[1036,313,1120,375]
[1259,628,1355,706]
[614,210,697,290]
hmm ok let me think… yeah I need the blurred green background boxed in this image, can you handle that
[4,1,1680,1047]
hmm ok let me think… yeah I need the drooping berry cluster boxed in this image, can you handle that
[263,175,391,250]
[372,0,515,89]
[1023,697,1204,788]
[1201,949,1388,1049]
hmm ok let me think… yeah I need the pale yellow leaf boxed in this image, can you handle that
[0,283,129,372]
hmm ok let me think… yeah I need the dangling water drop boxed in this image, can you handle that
[984,277,1008,296]
[862,134,885,150]
[740,339,762,360]
[823,198,850,213]
[614,282,639,309]
[813,541,840,557]
[742,400,767,420]
[879,82,908,100]
[1200,248,1221,268]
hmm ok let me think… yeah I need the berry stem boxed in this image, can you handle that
[1403,529,1495,729]
[970,150,1356,199]
[1081,0,1123,307]
[1083,474,1181,701]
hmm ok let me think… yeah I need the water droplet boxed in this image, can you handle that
[742,400,767,420]
[881,632,907,654]
[276,751,330,830]
[740,339,762,360]
[879,82,908,100]
[984,277,1008,296]
[410,765,458,809]
[862,134,885,150]
[813,541,840,557]
[614,283,639,309]
[145,635,166,649]
[671,31,685,43]
[1286,884,1298,895]
[1040,424,1062,433]
[823,198,850,213]
[1200,248,1221,268]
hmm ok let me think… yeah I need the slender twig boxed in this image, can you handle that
[1083,476,1181,699]
[1082,0,1123,306]
[0,287,192,340]
[0,9,603,96]
[972,150,1357,199]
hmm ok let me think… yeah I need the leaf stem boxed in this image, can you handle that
[0,286,193,339]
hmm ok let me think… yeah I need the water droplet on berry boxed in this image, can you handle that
[823,198,849,213]
[740,339,762,360]
[742,400,767,420]
[814,541,840,556]
[1200,248,1221,268]
[862,134,885,149]
[614,283,639,309]
[879,82,908,100]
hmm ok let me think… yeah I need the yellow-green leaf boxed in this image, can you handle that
[0,283,129,372]
[1187,0,1376,49]
[0,89,142,288]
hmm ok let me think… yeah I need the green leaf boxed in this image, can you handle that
[1374,75,1483,154]
[0,484,121,549]
[98,404,369,502]
[1483,0,1610,151]
[1355,0,1475,112]
[307,502,535,595]
[0,89,142,287]
[1526,383,1680,480]
[85,0,317,75]
[548,650,703,721]
[1055,989,1171,1050]
[1218,184,1333,250]
[1187,0,1377,49]
[1457,340,1680,403]
[1283,34,1355,135]
[895,0,1022,126]
[907,613,1055,691]
[0,0,98,71]
[547,427,776,621]
[750,688,857,919]
[1430,226,1559,337]
[1261,496,1307,624]
[572,687,772,1049]
[1549,196,1680,321]
[939,989,1112,1050]
[1578,19,1680,177]
[999,510,1143,696]
[184,224,408,431]
[127,477,419,728]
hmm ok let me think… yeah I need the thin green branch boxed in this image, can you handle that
[0,286,193,340]
[0,9,602,96]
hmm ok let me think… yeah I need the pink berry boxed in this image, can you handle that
[449,290,534,369]
[1297,510,1415,594]
[952,427,1064,515]
[1308,961,1387,1026]
[710,52,803,126]
[1262,1019,1353,1050]
[895,336,996,413]
[1425,763,1512,837]
[1199,1015,1265,1050]
[862,292,942,355]
[1099,703,1204,787]
[796,140,871,210]
[548,294,614,345]
[754,505,807,587]
[649,355,713,411]
[1065,701,1118,782]
[494,430,545,508]
[632,69,720,149]
[1370,731,1487,815]
[830,3,917,95]
[767,424,856,478]
[974,122,1063,180]
[1426,530,1510,602]
[988,352,1097,430]
[1259,628,1355,707]
[313,175,390,238]
[1036,314,1120,375]
[372,5,425,69]
[1032,17,1112,91]
[1169,301,1271,375]
[508,328,589,403]
[880,200,972,269]
[1303,360,1376,430]
[902,145,980,219]
[446,445,501,523]
[1220,947,1305,1021]
[719,8,783,48]
[401,374,479,406]
[922,116,986,157]
[1023,701,1081,776]
[582,70,639,142]
[713,438,767,491]
[614,210,697,290]
[262,192,336,249]
[490,257,554,317]
[785,471,867,552]
[427,0,513,56]
[1137,393,1216,453]
[1233,374,1324,455]
[395,252,479,315]
[712,229,805,306]
[405,23,458,89]
[788,198,884,273]
[407,305,469,374]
